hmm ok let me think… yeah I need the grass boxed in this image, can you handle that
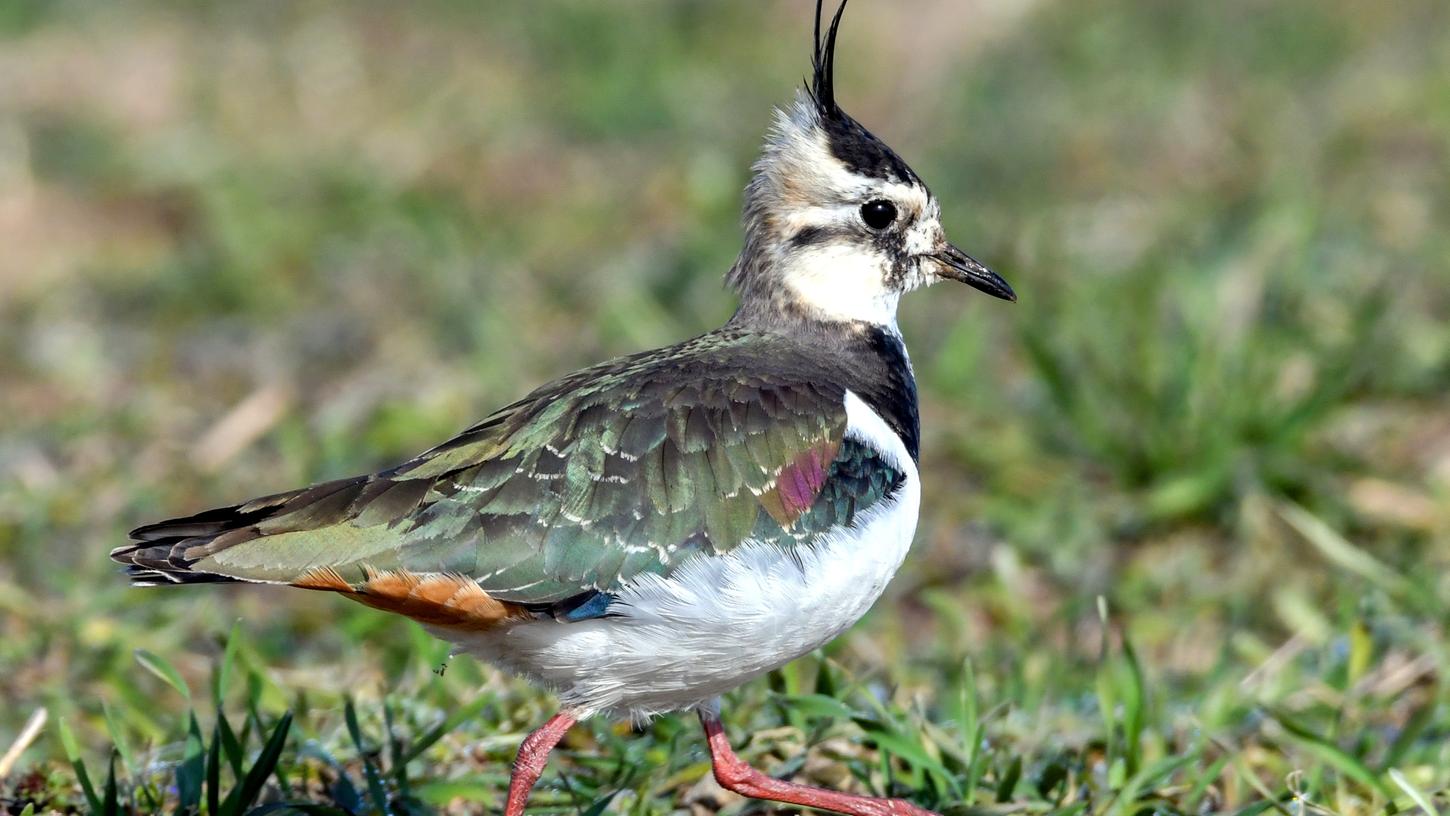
[1,0,1449,813]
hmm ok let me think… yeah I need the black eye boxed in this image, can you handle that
[860,199,897,230]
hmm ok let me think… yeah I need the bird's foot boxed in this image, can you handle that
[699,711,941,816]
[503,712,577,816]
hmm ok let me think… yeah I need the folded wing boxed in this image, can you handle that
[114,332,904,620]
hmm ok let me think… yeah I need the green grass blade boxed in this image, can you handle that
[175,712,205,813]
[345,698,391,815]
[208,719,223,816]
[383,699,410,799]
[218,707,245,778]
[1388,768,1436,815]
[57,717,102,814]
[216,620,242,704]
[1106,751,1197,816]
[1230,801,1281,816]
[1033,753,1069,800]
[995,755,1022,803]
[1095,598,1119,765]
[1267,708,1393,800]
[101,752,120,816]
[99,701,134,780]
[300,741,366,814]
[963,723,987,806]
[221,712,292,816]
[1184,753,1231,812]
[398,695,494,767]
[814,657,839,699]
[851,711,958,797]
[1119,630,1146,776]
[777,693,857,724]
[135,648,193,703]
[577,790,621,816]
[1382,684,1437,770]
[1279,503,1421,605]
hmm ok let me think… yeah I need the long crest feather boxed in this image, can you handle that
[811,0,849,118]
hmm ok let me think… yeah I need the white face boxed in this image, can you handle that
[731,94,1012,325]
[749,103,951,327]
[776,179,944,326]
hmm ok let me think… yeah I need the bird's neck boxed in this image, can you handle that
[726,290,900,336]
[729,239,904,328]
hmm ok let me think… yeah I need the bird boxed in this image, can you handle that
[113,2,1015,814]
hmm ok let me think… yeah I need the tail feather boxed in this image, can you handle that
[118,565,241,586]
[113,475,378,586]
[115,473,559,633]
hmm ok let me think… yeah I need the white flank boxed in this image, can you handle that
[440,390,920,720]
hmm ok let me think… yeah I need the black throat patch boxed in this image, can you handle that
[843,326,920,461]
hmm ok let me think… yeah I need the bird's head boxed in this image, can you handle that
[727,0,1014,329]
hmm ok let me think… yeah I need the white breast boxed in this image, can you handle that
[440,391,920,721]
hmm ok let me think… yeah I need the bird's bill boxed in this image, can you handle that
[933,243,1016,302]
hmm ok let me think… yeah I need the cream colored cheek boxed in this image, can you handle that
[788,251,884,293]
[780,249,898,322]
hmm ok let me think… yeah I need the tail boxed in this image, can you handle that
[113,472,544,632]
[112,474,391,585]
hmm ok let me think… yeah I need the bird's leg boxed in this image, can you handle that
[699,710,939,816]
[504,711,577,816]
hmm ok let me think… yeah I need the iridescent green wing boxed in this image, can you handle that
[376,334,873,603]
[121,331,904,607]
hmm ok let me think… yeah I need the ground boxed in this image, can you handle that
[1,1,1448,814]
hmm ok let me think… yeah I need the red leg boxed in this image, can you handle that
[699,710,938,816]
[504,712,577,816]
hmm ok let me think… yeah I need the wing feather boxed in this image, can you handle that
[115,330,903,612]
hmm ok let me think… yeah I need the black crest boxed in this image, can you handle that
[807,0,919,185]
[810,0,849,117]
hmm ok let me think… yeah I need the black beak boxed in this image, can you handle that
[933,244,1016,302]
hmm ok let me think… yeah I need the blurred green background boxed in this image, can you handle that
[2,1,1448,813]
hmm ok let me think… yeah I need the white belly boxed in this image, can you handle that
[440,392,919,720]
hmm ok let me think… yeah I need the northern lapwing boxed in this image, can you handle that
[114,2,1015,813]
